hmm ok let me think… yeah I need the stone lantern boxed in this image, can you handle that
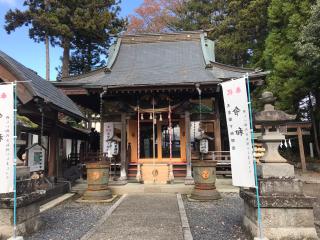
[240,92,318,239]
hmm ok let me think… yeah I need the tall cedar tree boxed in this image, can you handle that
[172,0,227,31]
[263,0,315,113]
[209,0,270,67]
[5,0,125,78]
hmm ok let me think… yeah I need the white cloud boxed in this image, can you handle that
[0,0,16,6]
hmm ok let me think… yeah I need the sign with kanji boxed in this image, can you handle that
[27,143,46,172]
[221,77,256,188]
[0,84,14,193]
[103,122,114,155]
[103,122,114,141]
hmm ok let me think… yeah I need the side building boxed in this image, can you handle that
[0,50,87,182]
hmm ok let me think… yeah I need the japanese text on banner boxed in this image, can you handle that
[221,77,255,188]
[0,84,14,193]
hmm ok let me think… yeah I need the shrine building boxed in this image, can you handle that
[55,31,266,184]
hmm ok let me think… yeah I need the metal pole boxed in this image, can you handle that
[13,81,17,239]
[246,74,263,239]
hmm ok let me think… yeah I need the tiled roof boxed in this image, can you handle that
[56,32,265,89]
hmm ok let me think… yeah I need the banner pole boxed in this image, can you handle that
[13,81,17,239]
[245,74,263,239]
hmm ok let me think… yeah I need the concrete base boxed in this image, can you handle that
[184,176,195,185]
[76,195,118,203]
[190,188,221,201]
[241,192,318,240]
[0,203,41,240]
[257,163,294,178]
[111,179,128,185]
[82,189,112,201]
[244,215,317,240]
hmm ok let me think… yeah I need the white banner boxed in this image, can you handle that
[221,77,256,188]
[0,84,14,193]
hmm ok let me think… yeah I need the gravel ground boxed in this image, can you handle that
[183,193,249,240]
[25,197,113,240]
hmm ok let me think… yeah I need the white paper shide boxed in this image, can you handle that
[0,84,14,193]
[221,77,256,188]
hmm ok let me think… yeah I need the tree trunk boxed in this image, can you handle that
[45,34,50,81]
[309,93,320,158]
[61,38,70,78]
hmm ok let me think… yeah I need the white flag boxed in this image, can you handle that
[0,84,14,193]
[221,77,256,188]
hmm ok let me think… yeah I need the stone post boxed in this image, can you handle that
[184,111,194,185]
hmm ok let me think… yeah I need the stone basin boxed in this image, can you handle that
[190,160,221,201]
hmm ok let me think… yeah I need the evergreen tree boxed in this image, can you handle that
[5,0,125,78]
[172,0,227,31]
[210,0,270,67]
[263,0,315,113]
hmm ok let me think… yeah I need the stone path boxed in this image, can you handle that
[86,193,184,240]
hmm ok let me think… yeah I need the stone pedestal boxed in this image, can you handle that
[0,180,43,239]
[83,161,112,200]
[190,160,221,201]
[241,164,318,239]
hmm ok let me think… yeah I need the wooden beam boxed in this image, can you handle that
[48,126,58,177]
[297,126,307,172]
[60,88,88,95]
[285,131,310,136]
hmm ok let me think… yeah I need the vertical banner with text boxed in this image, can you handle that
[221,78,256,188]
[0,84,14,193]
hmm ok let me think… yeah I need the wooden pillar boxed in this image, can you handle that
[119,113,127,183]
[48,127,58,178]
[184,111,194,185]
[214,99,222,152]
[297,126,307,172]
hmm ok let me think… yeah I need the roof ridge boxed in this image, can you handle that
[121,31,202,44]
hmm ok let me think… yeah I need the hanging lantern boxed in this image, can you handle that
[141,113,144,120]
[200,138,209,154]
[149,113,153,120]
[159,113,163,121]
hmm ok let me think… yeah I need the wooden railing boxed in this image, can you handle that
[213,151,231,175]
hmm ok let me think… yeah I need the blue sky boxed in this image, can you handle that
[0,0,143,80]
